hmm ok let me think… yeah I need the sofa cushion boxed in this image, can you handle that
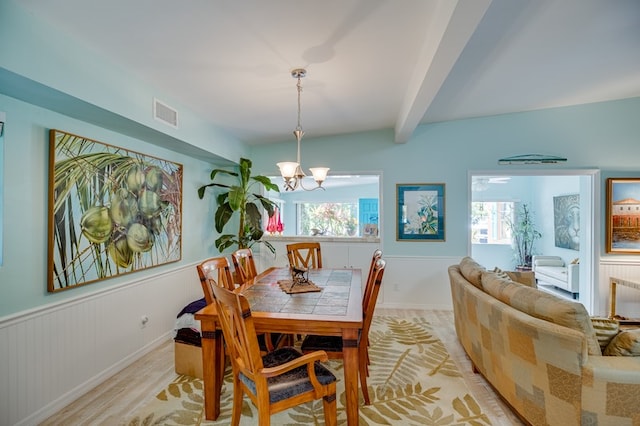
[603,328,640,356]
[481,271,601,356]
[459,257,485,289]
[590,317,620,352]
[493,267,537,288]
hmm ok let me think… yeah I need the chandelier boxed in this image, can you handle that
[276,68,329,191]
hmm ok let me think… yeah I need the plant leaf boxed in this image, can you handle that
[214,203,233,233]
[252,175,279,192]
[227,186,244,211]
[215,234,236,252]
[210,168,237,181]
[255,194,276,216]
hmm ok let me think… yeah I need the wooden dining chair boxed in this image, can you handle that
[362,249,383,310]
[196,257,236,305]
[286,242,323,269]
[300,258,386,405]
[197,256,283,353]
[210,283,337,426]
[361,249,382,371]
[231,248,258,284]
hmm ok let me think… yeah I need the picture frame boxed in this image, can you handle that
[396,183,445,241]
[606,178,640,254]
[47,129,183,292]
[553,194,580,251]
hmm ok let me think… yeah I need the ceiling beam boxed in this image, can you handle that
[394,0,493,143]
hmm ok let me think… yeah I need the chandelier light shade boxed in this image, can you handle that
[276,68,329,191]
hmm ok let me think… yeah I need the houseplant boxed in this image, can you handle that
[506,203,541,270]
[197,158,280,254]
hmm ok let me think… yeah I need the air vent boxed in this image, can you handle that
[153,98,178,128]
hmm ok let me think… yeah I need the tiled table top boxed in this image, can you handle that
[243,268,353,315]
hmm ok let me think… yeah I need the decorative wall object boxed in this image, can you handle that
[553,194,580,250]
[396,183,445,241]
[47,129,183,292]
[498,154,567,164]
[606,178,640,254]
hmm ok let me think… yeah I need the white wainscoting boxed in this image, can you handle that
[6,254,636,425]
[598,258,640,319]
[379,256,460,310]
[0,263,203,426]
[0,254,462,425]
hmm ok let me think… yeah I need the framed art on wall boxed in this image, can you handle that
[553,194,580,251]
[396,183,445,241]
[47,129,183,292]
[606,178,640,254]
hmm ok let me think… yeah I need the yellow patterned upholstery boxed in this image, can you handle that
[481,270,602,356]
[603,329,640,356]
[591,317,620,352]
[449,260,640,425]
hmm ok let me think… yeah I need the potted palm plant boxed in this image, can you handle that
[197,158,280,254]
[506,203,541,270]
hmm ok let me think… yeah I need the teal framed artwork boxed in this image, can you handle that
[396,183,445,241]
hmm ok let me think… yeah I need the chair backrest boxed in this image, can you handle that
[231,248,258,284]
[210,283,264,375]
[196,257,236,305]
[362,249,383,310]
[286,242,323,269]
[362,258,386,338]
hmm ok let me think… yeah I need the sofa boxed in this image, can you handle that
[448,257,640,426]
[533,255,579,297]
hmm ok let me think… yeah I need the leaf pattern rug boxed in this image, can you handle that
[124,315,491,425]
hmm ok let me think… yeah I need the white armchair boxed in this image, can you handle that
[532,255,579,297]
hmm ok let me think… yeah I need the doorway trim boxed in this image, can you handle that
[468,168,600,314]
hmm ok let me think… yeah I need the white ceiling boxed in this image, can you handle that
[18,0,640,145]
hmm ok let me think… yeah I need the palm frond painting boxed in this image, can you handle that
[397,183,445,241]
[47,129,183,292]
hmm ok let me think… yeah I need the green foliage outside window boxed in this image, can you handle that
[299,203,358,236]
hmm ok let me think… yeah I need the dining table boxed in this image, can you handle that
[194,266,364,425]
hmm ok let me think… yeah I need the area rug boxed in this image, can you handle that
[124,315,491,425]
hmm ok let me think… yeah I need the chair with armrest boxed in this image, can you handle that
[301,257,386,405]
[210,283,337,426]
[286,242,323,269]
[197,256,283,353]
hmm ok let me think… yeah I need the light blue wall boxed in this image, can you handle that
[1,0,639,320]
[0,94,222,316]
[251,97,640,258]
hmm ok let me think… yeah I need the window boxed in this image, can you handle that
[298,202,358,236]
[265,174,380,238]
[471,201,513,244]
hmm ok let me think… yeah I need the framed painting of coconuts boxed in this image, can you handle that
[47,129,183,292]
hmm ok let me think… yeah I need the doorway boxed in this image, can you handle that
[469,169,600,314]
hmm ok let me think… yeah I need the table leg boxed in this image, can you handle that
[201,327,224,420]
[342,328,360,426]
[609,280,617,319]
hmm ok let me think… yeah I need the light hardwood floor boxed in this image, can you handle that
[40,309,523,425]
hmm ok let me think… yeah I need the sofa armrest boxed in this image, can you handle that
[581,356,640,423]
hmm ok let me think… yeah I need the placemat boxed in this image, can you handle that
[277,279,322,294]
